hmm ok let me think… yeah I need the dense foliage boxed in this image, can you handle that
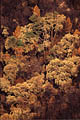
[0,0,80,120]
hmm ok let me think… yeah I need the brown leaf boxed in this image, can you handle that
[15,77,25,84]
[78,47,80,55]
[0,94,6,102]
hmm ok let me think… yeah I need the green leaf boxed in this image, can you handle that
[17,40,24,46]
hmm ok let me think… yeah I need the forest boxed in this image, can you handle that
[0,0,80,120]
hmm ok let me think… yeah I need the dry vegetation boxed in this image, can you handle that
[0,0,80,120]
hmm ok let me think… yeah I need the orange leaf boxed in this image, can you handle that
[65,17,72,33]
[33,5,40,17]
[73,29,80,36]
[5,53,10,59]
[15,47,24,57]
[13,26,21,38]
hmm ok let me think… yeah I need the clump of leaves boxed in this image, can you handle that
[5,36,17,50]
[48,33,80,60]
[3,63,19,85]
[1,26,9,37]
[46,56,80,88]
